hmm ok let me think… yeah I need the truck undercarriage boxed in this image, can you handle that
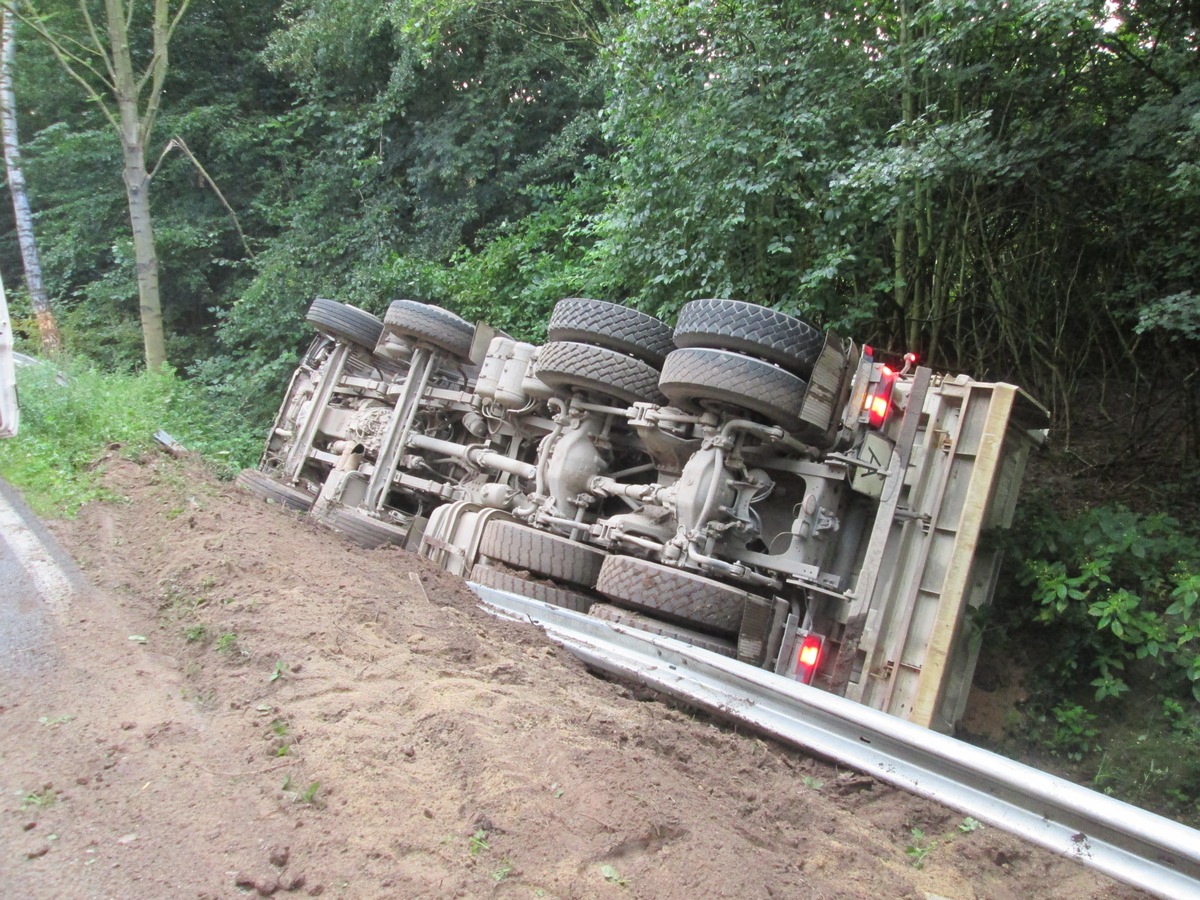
[241,296,1048,731]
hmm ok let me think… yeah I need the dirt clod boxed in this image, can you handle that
[236,873,278,896]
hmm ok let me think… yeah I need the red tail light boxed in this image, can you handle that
[864,364,897,428]
[795,633,824,684]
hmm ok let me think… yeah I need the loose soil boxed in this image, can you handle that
[0,455,1145,898]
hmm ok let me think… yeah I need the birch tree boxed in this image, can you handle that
[16,0,192,370]
[0,4,61,353]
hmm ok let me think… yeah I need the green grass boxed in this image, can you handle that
[0,359,261,515]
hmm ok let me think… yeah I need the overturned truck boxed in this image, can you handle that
[241,296,1048,732]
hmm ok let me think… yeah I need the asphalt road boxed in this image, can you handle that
[0,479,80,679]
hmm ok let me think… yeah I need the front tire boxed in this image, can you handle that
[305,298,385,350]
[380,299,475,360]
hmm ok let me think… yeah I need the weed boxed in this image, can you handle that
[161,582,209,618]
[281,776,323,807]
[1048,703,1099,761]
[468,829,490,857]
[266,718,291,756]
[184,624,209,643]
[38,715,73,727]
[801,775,825,790]
[599,863,627,886]
[491,859,512,882]
[22,788,57,809]
[214,632,239,655]
[905,827,935,869]
[270,661,287,682]
[958,817,982,833]
[187,688,218,708]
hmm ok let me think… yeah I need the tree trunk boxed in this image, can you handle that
[107,0,167,370]
[123,157,166,370]
[0,6,61,354]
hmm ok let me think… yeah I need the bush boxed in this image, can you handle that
[1008,501,1200,704]
[0,359,260,515]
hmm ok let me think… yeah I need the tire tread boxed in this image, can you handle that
[382,299,474,359]
[470,563,593,613]
[478,520,607,587]
[674,299,823,377]
[534,341,665,405]
[306,298,384,349]
[236,469,314,513]
[548,298,674,367]
[659,347,807,428]
[595,555,756,634]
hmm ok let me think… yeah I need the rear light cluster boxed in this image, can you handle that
[866,365,896,428]
[860,348,917,430]
[794,633,824,684]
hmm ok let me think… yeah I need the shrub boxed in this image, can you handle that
[1006,500,1200,704]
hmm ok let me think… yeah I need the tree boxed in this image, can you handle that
[0,4,60,353]
[17,0,192,369]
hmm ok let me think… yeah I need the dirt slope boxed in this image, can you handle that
[0,455,1144,898]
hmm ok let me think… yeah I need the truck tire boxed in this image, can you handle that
[534,341,666,406]
[320,507,410,549]
[673,299,823,378]
[548,298,675,368]
[306,298,385,350]
[469,563,594,613]
[589,603,736,657]
[478,520,607,588]
[659,347,808,430]
[236,469,314,512]
[594,555,757,635]
[381,299,475,360]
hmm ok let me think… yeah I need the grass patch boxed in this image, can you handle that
[0,359,260,516]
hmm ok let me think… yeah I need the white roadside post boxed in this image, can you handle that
[0,270,18,437]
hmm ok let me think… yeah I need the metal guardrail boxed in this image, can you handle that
[471,583,1200,900]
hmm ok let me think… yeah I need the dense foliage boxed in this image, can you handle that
[3,0,1196,431]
